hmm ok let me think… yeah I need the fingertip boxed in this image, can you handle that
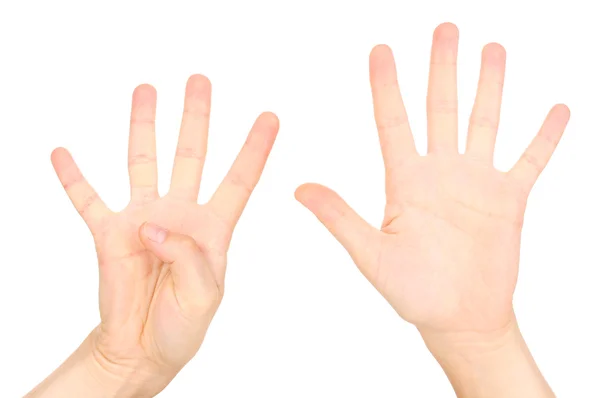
[294,183,320,210]
[294,183,312,202]
[554,103,571,120]
[187,74,212,92]
[132,85,157,114]
[434,22,459,39]
[369,44,395,71]
[50,147,74,170]
[482,42,506,65]
[133,83,157,98]
[295,181,319,194]
[51,146,67,162]
[370,44,392,59]
[258,111,280,131]
[143,222,168,244]
[179,75,212,119]
[483,42,506,55]
[250,112,279,144]
[294,182,335,206]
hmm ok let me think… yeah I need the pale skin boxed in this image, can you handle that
[25,24,566,398]
[27,75,279,397]
[296,23,569,397]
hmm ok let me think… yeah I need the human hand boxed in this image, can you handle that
[296,23,567,397]
[48,75,279,396]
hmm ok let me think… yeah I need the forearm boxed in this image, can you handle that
[420,315,554,398]
[25,328,172,398]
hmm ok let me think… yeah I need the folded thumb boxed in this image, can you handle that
[139,222,221,310]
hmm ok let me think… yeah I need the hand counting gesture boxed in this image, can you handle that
[296,23,568,397]
[47,75,278,396]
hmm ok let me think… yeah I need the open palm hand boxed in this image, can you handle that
[296,23,569,336]
[52,75,278,387]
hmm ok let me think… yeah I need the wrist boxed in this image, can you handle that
[27,328,174,398]
[88,327,177,397]
[419,314,554,398]
[25,330,132,398]
[419,315,521,364]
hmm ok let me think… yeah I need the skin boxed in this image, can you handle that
[296,23,569,397]
[27,75,279,397]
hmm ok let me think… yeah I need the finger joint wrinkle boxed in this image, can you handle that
[78,193,100,215]
[427,98,458,114]
[128,154,157,166]
[176,147,205,161]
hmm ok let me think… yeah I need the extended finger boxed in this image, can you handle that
[169,74,212,201]
[370,44,417,167]
[509,104,570,189]
[128,84,158,203]
[427,23,459,154]
[209,112,279,227]
[295,183,381,273]
[466,43,506,162]
[51,148,112,233]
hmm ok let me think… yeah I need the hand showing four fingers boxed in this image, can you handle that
[51,75,279,395]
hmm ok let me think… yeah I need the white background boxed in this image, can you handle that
[1,1,599,397]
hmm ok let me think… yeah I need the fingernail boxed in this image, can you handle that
[144,222,167,244]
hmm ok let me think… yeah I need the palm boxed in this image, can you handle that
[376,155,525,331]
[91,198,226,366]
[297,24,569,334]
[52,75,278,368]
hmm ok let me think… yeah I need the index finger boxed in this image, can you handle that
[208,112,279,227]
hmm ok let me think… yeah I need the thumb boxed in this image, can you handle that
[295,183,381,270]
[139,222,221,310]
